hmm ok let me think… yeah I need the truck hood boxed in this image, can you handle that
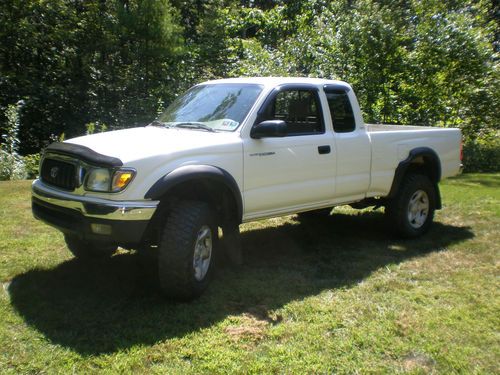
[66,126,240,164]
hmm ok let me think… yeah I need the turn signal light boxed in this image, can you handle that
[112,170,135,192]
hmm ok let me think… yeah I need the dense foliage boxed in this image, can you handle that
[0,0,498,175]
[0,102,25,180]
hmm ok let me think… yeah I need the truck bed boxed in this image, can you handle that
[364,123,462,198]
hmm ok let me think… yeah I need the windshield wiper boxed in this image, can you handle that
[148,120,170,128]
[171,122,216,132]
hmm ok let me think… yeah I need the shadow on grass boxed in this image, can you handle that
[448,173,500,188]
[9,211,473,355]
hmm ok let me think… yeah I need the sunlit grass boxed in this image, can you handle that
[0,174,498,373]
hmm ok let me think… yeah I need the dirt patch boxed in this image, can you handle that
[402,351,436,373]
[225,313,268,342]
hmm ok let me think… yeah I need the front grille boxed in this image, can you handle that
[40,158,76,190]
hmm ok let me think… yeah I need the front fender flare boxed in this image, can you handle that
[144,165,243,223]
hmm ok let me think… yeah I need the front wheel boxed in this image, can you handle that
[158,200,218,300]
[385,174,436,238]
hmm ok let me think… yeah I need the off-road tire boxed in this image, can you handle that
[64,234,117,259]
[385,174,436,238]
[158,200,217,300]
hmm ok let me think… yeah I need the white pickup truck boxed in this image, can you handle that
[32,77,462,299]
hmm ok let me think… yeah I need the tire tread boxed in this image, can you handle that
[385,174,436,238]
[158,200,216,300]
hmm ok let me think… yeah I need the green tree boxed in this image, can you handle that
[0,0,183,154]
[0,0,497,171]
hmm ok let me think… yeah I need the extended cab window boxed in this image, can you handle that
[325,89,356,133]
[260,89,324,135]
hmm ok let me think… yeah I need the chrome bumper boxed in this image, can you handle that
[32,179,159,221]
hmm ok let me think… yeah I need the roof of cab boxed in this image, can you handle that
[199,77,351,90]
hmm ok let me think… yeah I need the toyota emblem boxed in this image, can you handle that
[50,166,59,178]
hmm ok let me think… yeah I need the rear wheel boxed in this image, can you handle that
[385,174,436,238]
[158,200,217,300]
[64,234,117,259]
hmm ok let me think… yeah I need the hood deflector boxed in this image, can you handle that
[45,142,123,168]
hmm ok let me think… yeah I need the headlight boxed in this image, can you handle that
[85,168,135,192]
[85,168,111,192]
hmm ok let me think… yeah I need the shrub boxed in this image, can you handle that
[23,153,41,179]
[0,103,27,180]
[0,149,26,180]
[463,131,500,172]
[85,121,108,135]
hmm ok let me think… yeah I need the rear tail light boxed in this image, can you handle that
[460,138,463,161]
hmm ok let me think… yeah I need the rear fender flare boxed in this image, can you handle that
[388,147,442,209]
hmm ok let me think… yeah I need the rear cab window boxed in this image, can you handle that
[324,85,356,133]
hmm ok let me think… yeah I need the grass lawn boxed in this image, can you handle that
[0,173,498,374]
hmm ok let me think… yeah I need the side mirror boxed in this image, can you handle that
[250,120,287,139]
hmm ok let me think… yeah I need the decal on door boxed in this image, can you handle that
[249,152,276,157]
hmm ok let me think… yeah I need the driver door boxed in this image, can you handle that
[242,85,336,220]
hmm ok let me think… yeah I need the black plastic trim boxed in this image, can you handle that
[144,165,243,223]
[45,142,123,168]
[388,147,442,209]
[318,145,331,154]
[250,120,287,139]
[323,83,351,93]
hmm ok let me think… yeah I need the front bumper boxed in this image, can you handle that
[31,179,159,244]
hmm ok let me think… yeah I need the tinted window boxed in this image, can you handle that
[260,89,324,135]
[325,90,356,133]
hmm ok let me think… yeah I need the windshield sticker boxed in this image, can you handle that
[213,119,239,130]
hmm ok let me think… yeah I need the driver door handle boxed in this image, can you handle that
[318,145,331,154]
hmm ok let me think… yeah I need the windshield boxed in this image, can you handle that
[157,83,263,132]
